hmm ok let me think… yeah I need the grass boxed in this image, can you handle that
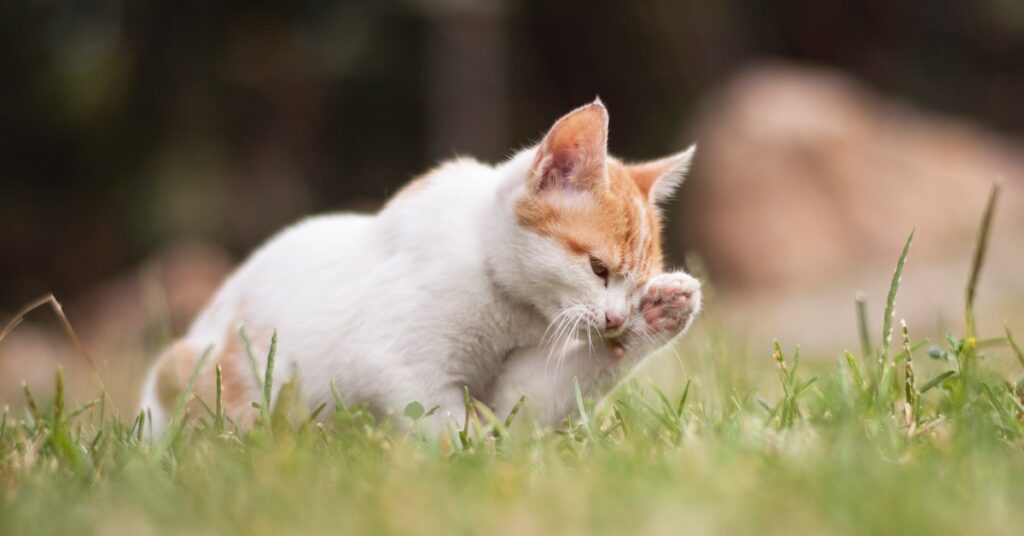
[3,185,1024,535]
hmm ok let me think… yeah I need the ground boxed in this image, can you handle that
[3,196,1024,535]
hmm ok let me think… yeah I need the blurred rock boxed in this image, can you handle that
[0,323,82,406]
[679,63,1024,353]
[76,241,234,355]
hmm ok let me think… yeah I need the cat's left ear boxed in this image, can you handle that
[627,144,696,204]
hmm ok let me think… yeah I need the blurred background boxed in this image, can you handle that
[2,0,1023,408]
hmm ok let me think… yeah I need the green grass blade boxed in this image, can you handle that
[982,383,1020,435]
[261,330,278,427]
[676,380,692,416]
[1005,324,1024,371]
[472,400,510,439]
[155,345,213,456]
[881,229,914,361]
[651,385,678,422]
[901,320,918,415]
[633,395,681,435]
[308,402,328,423]
[893,339,929,363]
[53,366,65,424]
[214,363,224,432]
[330,380,345,412]
[461,385,473,444]
[22,382,41,420]
[503,395,527,430]
[855,293,873,360]
[573,377,594,438]
[844,350,864,390]
[795,377,818,397]
[919,370,957,393]
[1009,394,1024,420]
[238,325,265,392]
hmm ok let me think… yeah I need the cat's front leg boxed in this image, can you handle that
[420,392,470,437]
[489,341,620,429]
[383,381,470,437]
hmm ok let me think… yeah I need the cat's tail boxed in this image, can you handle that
[138,334,263,439]
[137,339,203,440]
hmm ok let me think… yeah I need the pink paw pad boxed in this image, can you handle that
[639,273,700,335]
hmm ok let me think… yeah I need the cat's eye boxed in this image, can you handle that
[589,255,609,285]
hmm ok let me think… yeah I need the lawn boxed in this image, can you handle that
[3,187,1023,535]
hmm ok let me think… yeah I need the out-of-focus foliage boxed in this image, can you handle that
[2,0,1024,305]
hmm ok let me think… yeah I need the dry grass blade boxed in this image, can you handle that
[1,294,95,370]
[965,184,999,338]
[0,293,111,404]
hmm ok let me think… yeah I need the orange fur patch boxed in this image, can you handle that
[389,163,450,205]
[391,174,433,202]
[154,340,200,409]
[515,159,665,279]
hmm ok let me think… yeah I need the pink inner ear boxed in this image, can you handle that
[531,103,609,192]
[549,149,576,178]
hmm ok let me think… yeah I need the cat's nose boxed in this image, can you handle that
[605,312,624,330]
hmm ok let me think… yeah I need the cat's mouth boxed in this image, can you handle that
[563,322,625,345]
[600,324,628,340]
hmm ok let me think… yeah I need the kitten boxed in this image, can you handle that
[140,99,701,435]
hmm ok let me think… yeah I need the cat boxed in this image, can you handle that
[139,99,701,435]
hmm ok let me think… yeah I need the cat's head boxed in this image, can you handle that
[495,99,694,344]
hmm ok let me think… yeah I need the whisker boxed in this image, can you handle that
[552,316,574,377]
[540,308,572,346]
[634,322,685,372]
[585,320,595,358]
[544,313,572,376]
[545,306,583,377]
[555,315,582,379]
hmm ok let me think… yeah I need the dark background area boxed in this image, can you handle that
[3,0,1024,308]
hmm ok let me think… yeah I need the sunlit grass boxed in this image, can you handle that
[2,185,1023,535]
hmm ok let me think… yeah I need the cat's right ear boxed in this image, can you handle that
[627,144,696,204]
[528,99,609,194]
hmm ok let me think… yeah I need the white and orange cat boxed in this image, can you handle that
[140,100,701,435]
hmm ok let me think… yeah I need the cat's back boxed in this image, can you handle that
[375,156,500,262]
[189,157,500,343]
[184,212,378,344]
[380,157,497,223]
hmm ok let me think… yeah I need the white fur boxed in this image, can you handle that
[140,140,700,435]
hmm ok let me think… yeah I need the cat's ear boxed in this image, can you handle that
[627,144,696,204]
[529,99,609,194]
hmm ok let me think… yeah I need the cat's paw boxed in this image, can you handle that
[639,271,701,338]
